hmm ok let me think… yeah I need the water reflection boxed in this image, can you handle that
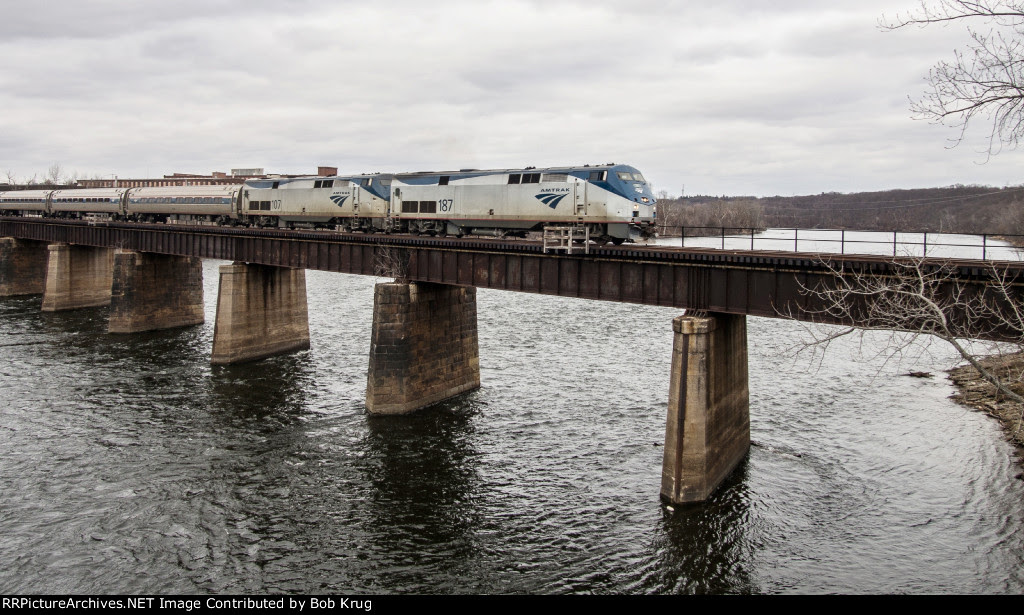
[357,397,486,592]
[650,463,755,594]
[208,354,314,427]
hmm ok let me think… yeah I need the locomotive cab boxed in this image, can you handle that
[600,165,658,242]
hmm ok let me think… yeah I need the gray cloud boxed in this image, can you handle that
[1,0,1021,196]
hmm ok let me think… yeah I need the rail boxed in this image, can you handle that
[669,226,1024,261]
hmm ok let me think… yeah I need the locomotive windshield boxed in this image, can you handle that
[616,171,646,183]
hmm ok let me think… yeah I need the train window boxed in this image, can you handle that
[522,173,540,184]
[249,201,259,211]
[420,201,437,214]
[589,171,606,181]
[616,172,633,181]
[402,201,418,213]
[633,173,646,182]
[361,178,371,187]
[508,174,521,184]
[438,176,449,186]
[272,182,279,189]
[314,180,334,189]
[260,201,271,211]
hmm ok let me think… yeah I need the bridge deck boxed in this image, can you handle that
[3,218,1022,339]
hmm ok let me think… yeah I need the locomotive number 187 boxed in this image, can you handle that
[439,199,453,212]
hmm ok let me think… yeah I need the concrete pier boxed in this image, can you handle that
[210,262,310,364]
[41,244,114,311]
[366,282,480,414]
[661,313,750,504]
[108,250,205,334]
[0,238,49,297]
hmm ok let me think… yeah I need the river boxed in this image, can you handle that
[0,246,1022,594]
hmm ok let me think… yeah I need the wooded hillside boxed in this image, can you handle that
[658,184,1024,235]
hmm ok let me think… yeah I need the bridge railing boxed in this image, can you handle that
[665,226,1024,261]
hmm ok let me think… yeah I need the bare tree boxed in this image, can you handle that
[881,1,1024,156]
[374,246,410,282]
[45,162,63,185]
[792,256,1024,434]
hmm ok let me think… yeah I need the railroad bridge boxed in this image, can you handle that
[2,218,1021,504]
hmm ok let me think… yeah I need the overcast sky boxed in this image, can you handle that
[1,0,1020,196]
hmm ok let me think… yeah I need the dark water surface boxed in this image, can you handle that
[1,261,1022,594]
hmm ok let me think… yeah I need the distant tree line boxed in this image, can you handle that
[2,163,97,190]
[658,184,1024,237]
[656,194,765,236]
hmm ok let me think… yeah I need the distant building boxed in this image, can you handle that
[78,171,250,189]
[74,166,334,189]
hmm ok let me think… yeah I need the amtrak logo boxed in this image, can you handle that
[535,192,568,209]
[329,194,350,208]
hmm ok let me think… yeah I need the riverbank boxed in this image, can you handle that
[948,353,1024,465]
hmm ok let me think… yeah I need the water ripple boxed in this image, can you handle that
[0,263,1021,593]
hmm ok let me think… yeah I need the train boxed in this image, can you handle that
[0,163,658,244]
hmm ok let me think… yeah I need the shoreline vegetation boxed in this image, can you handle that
[948,353,1024,469]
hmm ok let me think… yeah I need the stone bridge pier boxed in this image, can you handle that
[0,237,49,297]
[211,262,311,365]
[41,243,115,311]
[661,313,750,504]
[366,281,480,414]
[109,249,205,334]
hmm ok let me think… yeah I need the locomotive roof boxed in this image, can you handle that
[385,163,631,179]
